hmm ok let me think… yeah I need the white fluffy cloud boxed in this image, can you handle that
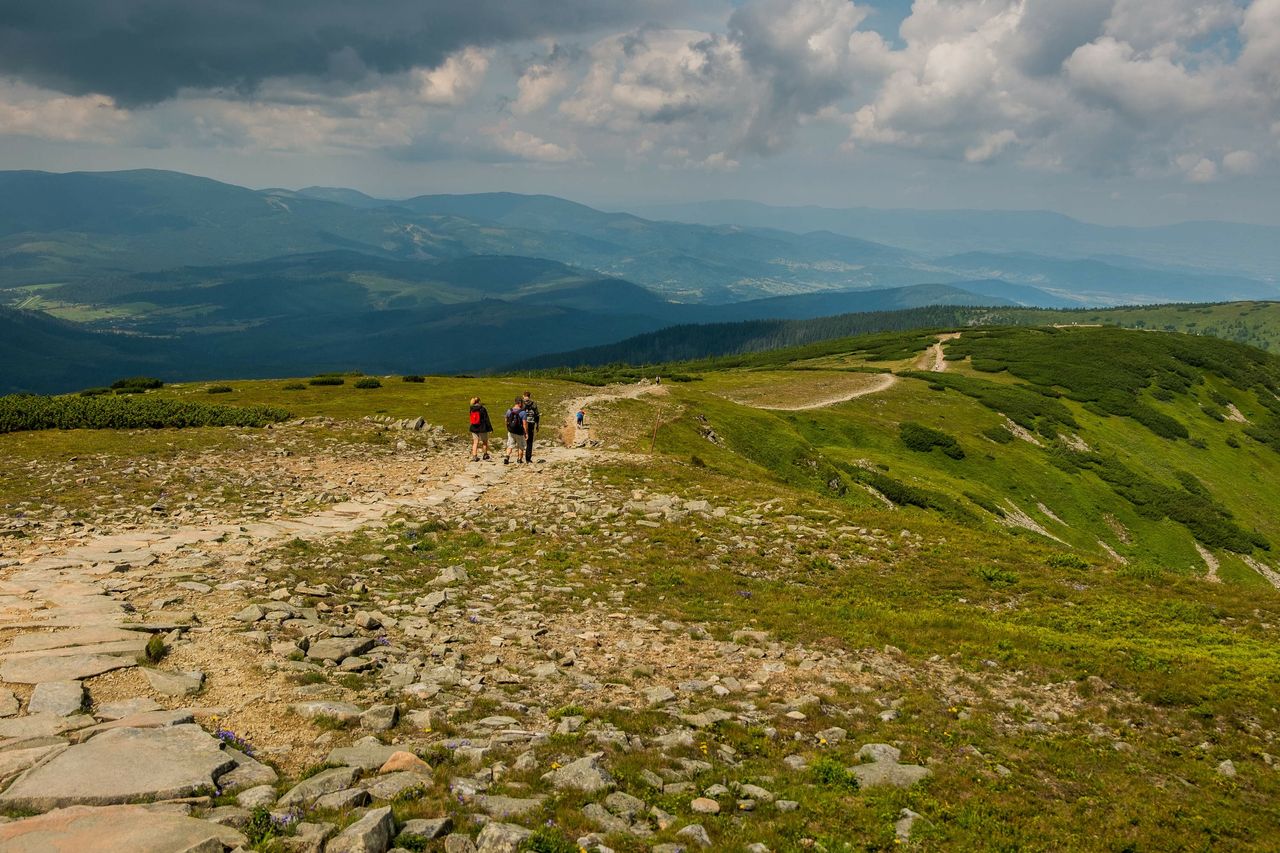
[550,0,1279,183]
[1,0,1277,189]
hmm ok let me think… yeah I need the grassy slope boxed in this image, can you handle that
[5,327,1280,848]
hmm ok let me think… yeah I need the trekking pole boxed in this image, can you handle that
[650,405,663,454]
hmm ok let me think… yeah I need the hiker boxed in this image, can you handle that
[521,391,541,463]
[576,408,585,427]
[503,398,526,464]
[468,396,492,461]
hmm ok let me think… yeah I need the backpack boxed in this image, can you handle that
[506,407,523,434]
[469,408,482,427]
[524,400,540,429]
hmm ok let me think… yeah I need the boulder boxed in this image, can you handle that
[142,668,205,697]
[379,751,430,774]
[327,805,395,853]
[475,821,532,853]
[542,754,615,793]
[307,637,374,662]
[278,766,360,808]
[399,817,453,841]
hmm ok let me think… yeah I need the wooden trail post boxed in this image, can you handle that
[650,405,664,453]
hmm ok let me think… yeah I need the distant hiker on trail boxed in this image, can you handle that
[504,398,526,465]
[468,396,492,462]
[576,408,585,427]
[521,391,541,463]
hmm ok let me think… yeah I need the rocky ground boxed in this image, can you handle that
[0,386,1252,851]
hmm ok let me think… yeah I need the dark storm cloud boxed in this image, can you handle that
[0,0,680,106]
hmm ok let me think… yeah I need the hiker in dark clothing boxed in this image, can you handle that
[468,396,492,461]
[503,398,526,465]
[521,391,540,463]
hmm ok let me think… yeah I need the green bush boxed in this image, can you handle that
[78,387,111,397]
[282,383,306,391]
[977,566,1019,586]
[111,376,164,390]
[811,756,860,790]
[206,385,233,394]
[0,395,290,434]
[402,375,426,383]
[1046,553,1089,569]
[142,634,167,664]
[114,387,146,395]
[308,376,344,386]
[520,827,578,853]
[899,422,965,459]
[354,377,382,389]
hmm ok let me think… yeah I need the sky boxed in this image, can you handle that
[1,0,1278,226]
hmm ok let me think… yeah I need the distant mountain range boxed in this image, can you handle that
[2,169,1278,393]
[633,199,1280,282]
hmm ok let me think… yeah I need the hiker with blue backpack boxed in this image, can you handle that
[468,397,493,462]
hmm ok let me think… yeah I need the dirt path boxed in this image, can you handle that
[752,373,898,411]
[916,332,962,372]
[560,380,670,446]
[1196,543,1222,583]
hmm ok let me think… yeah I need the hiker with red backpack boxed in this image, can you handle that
[468,396,493,462]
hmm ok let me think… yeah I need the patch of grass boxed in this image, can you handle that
[402,375,426,383]
[519,826,579,853]
[141,634,167,664]
[0,394,290,433]
[310,714,353,731]
[811,756,859,791]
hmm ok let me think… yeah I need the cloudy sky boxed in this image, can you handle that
[1,0,1278,225]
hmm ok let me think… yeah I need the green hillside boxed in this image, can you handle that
[975,300,1280,353]
[5,325,1279,848]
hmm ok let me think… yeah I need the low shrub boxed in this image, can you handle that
[520,827,578,853]
[206,385,233,394]
[354,377,382,389]
[402,375,426,383]
[899,422,965,459]
[977,565,1019,586]
[0,395,290,434]
[982,424,1015,444]
[308,376,344,386]
[282,383,306,391]
[111,376,164,390]
[811,756,859,790]
[78,387,111,397]
[1046,553,1089,569]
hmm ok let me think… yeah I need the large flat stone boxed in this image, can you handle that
[0,653,135,684]
[0,724,234,810]
[2,627,147,654]
[27,682,85,717]
[71,708,194,743]
[1,634,149,658]
[0,743,67,784]
[0,803,246,852]
[0,714,92,740]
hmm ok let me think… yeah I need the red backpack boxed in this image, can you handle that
[469,408,482,426]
